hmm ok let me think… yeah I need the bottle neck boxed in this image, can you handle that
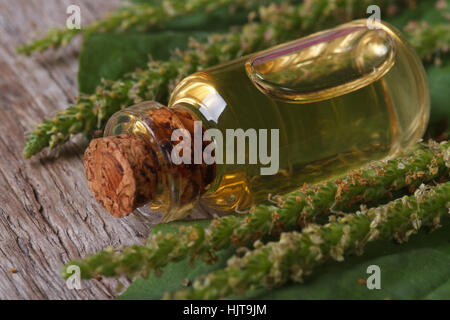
[142,105,216,222]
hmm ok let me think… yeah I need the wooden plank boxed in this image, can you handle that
[0,0,213,300]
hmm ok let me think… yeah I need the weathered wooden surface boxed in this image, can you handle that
[0,0,212,300]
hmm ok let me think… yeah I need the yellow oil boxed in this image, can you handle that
[167,20,429,213]
[105,20,429,220]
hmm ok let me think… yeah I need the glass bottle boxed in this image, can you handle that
[85,19,430,222]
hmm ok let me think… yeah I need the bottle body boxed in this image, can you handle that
[102,20,429,221]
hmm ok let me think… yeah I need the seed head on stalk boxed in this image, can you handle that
[62,141,450,280]
[165,181,450,299]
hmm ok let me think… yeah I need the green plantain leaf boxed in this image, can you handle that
[248,222,450,300]
[77,0,294,94]
[78,31,208,94]
[77,0,257,94]
[119,219,450,300]
[117,220,236,300]
[76,1,450,300]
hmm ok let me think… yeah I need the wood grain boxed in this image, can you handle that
[0,0,213,300]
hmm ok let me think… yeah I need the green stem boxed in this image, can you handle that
[165,181,450,299]
[62,140,450,280]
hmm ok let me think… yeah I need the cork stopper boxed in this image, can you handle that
[84,134,158,218]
